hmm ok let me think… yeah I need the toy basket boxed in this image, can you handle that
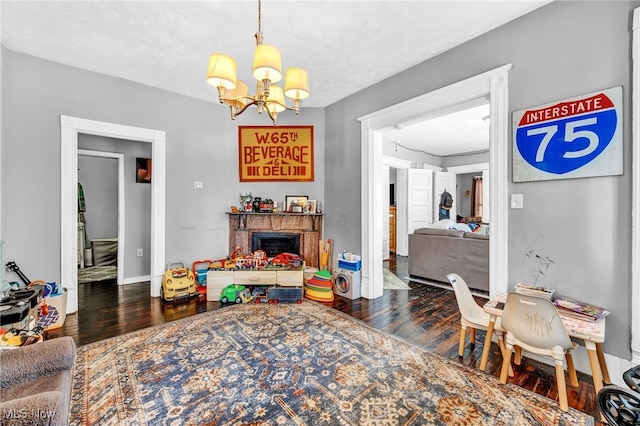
[38,288,68,330]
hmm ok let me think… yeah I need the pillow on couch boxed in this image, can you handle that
[474,224,490,235]
[427,219,457,230]
[450,222,472,232]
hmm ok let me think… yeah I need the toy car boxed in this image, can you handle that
[162,262,197,301]
[220,284,252,304]
[255,286,304,304]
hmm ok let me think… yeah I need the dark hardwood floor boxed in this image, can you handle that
[47,255,601,420]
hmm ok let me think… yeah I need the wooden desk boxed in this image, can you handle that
[481,293,610,394]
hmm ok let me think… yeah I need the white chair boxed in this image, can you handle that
[447,273,507,359]
[499,292,579,412]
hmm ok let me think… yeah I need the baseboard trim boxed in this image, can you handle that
[122,275,151,285]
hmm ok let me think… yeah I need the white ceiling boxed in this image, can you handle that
[382,100,491,157]
[0,0,551,154]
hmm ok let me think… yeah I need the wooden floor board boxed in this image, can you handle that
[46,254,601,421]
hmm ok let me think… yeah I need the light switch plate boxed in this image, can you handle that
[194,181,204,190]
[511,194,524,209]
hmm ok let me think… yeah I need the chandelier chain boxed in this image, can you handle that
[257,0,262,35]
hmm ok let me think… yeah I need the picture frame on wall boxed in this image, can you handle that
[285,195,308,213]
[136,158,152,183]
[304,200,317,214]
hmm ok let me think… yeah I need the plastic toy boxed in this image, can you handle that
[192,259,212,285]
[255,286,304,304]
[270,253,301,267]
[220,284,252,304]
[162,262,197,301]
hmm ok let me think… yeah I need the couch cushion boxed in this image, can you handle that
[464,232,489,240]
[414,228,465,238]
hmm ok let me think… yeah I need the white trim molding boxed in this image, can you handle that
[60,116,166,313]
[631,7,640,365]
[359,64,512,300]
[446,162,490,174]
[382,156,412,169]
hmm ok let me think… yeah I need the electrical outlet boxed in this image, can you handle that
[194,181,204,190]
[136,248,143,257]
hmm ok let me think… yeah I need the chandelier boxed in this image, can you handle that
[206,0,309,125]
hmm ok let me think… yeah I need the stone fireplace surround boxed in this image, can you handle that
[227,213,323,268]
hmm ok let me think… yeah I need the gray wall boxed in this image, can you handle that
[78,155,118,240]
[78,135,153,279]
[2,50,324,284]
[325,1,635,358]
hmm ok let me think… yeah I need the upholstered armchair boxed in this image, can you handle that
[0,336,76,425]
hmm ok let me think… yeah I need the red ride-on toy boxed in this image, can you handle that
[192,259,212,298]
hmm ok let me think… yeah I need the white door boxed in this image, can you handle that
[407,169,433,233]
[382,165,390,260]
[433,171,457,222]
[396,168,409,256]
[482,169,490,223]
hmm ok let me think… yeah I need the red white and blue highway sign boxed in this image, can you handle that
[513,87,622,182]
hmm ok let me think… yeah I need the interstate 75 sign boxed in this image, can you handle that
[513,87,622,182]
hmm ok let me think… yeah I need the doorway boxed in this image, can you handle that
[60,116,166,313]
[359,64,512,300]
[77,150,125,286]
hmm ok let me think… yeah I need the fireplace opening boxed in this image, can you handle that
[252,233,301,257]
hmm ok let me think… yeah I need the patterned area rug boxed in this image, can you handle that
[70,302,593,425]
[78,266,116,284]
[383,268,411,290]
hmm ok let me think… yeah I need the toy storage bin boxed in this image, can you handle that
[338,259,361,271]
[38,288,68,330]
[91,238,118,266]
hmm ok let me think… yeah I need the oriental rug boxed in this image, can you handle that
[69,302,593,425]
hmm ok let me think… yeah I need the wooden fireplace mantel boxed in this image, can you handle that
[227,213,323,267]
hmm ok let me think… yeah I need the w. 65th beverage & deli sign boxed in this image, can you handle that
[239,126,314,182]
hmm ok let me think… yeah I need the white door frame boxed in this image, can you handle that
[631,7,640,364]
[382,156,412,256]
[78,149,125,286]
[61,116,166,313]
[359,64,511,300]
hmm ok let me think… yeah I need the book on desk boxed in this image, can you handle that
[553,296,609,322]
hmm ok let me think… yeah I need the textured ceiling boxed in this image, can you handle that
[1,0,551,153]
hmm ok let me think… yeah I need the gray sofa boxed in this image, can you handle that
[0,336,76,425]
[408,227,489,292]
